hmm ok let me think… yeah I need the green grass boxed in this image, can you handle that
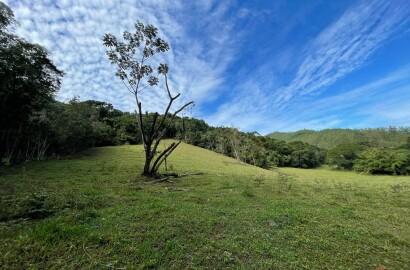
[1,141,409,269]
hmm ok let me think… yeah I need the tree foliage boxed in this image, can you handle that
[103,21,193,176]
[354,148,410,175]
[326,143,368,169]
[0,2,63,163]
[268,128,410,149]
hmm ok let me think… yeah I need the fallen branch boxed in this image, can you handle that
[105,263,127,270]
[161,173,178,177]
[148,177,170,184]
[167,187,190,192]
[178,172,204,178]
[146,172,204,184]
[83,243,93,260]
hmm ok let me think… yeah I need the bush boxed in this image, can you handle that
[354,148,410,175]
[326,143,368,170]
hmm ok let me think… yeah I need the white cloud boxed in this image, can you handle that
[5,0,239,115]
[271,66,410,131]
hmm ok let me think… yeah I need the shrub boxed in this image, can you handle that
[354,148,410,175]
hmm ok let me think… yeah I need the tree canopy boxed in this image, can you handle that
[0,2,63,162]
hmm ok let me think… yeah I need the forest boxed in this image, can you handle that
[268,128,410,149]
[1,95,409,175]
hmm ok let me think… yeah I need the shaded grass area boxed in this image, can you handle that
[1,141,409,269]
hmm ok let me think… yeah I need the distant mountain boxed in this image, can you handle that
[267,127,410,149]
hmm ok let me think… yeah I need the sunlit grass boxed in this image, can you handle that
[1,141,409,269]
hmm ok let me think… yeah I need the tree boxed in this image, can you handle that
[0,2,63,163]
[326,143,367,170]
[354,148,410,175]
[228,128,243,164]
[287,141,321,168]
[103,21,193,177]
[52,98,100,154]
[0,2,14,29]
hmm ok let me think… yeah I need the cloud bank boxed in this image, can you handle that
[5,0,410,132]
[5,0,239,114]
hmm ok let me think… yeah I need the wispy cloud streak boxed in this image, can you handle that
[276,66,410,131]
[274,0,410,108]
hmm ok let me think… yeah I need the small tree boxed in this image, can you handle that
[103,21,193,177]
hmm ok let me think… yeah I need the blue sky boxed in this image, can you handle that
[5,0,410,134]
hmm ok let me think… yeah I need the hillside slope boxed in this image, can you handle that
[1,141,409,269]
[267,128,410,149]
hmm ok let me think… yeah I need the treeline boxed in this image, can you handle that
[268,128,410,149]
[267,128,410,175]
[326,141,410,175]
[1,95,327,171]
[3,90,409,175]
[175,120,326,169]
[1,2,63,164]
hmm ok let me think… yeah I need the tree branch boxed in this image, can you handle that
[164,73,175,99]
[151,100,194,157]
[172,101,194,116]
[136,100,147,146]
[108,47,137,95]
[151,140,181,174]
[150,141,177,173]
[146,177,174,184]
[149,112,158,138]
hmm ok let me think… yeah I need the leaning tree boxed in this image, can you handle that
[103,21,193,177]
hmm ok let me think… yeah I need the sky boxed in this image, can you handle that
[4,0,410,134]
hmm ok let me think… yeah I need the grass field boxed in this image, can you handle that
[1,141,409,269]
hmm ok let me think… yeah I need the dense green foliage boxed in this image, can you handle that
[0,3,63,163]
[354,148,410,175]
[268,128,410,149]
[171,121,325,169]
[325,142,410,175]
[269,129,410,175]
[326,143,369,170]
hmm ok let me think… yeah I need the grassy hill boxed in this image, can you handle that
[267,128,410,149]
[1,141,409,269]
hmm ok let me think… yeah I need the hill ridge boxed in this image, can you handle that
[267,127,410,149]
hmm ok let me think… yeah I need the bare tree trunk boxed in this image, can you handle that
[136,74,193,177]
[229,128,241,164]
[150,141,181,175]
[232,146,241,164]
[25,141,30,159]
[142,142,153,176]
[36,137,50,161]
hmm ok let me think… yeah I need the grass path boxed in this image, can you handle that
[1,142,409,269]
